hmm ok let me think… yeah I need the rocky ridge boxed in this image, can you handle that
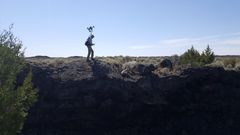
[21,57,240,135]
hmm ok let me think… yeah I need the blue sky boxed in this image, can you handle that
[1,0,240,57]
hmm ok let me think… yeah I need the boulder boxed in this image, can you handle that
[122,61,156,76]
[160,59,173,69]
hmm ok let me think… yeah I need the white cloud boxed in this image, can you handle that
[127,32,240,56]
[230,32,240,36]
[161,35,221,45]
[222,39,240,45]
[128,45,156,50]
[161,38,195,44]
[160,32,240,47]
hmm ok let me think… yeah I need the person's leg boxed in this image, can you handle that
[90,47,94,60]
[87,46,91,61]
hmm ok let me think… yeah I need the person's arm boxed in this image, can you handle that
[91,39,95,46]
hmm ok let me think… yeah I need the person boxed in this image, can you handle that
[85,34,95,62]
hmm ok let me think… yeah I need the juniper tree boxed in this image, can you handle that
[0,25,37,135]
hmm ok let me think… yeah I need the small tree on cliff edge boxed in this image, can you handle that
[201,45,215,64]
[0,25,37,135]
[180,45,215,67]
[180,46,201,66]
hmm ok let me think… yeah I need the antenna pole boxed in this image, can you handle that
[87,26,95,35]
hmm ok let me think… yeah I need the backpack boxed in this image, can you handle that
[85,38,91,46]
[85,40,90,46]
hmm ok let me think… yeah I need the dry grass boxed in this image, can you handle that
[26,55,240,73]
[25,56,86,68]
[97,56,165,65]
[209,56,240,70]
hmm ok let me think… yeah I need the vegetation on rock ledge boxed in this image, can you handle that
[0,26,37,135]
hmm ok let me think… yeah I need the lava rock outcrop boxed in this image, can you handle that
[21,57,240,135]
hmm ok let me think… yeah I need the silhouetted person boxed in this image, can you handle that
[85,34,95,62]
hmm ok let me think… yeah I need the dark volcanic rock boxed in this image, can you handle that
[122,61,156,77]
[21,58,240,135]
[160,59,173,69]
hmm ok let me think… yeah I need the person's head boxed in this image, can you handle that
[91,35,95,39]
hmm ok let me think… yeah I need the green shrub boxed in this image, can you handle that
[200,45,215,64]
[0,25,37,135]
[180,46,202,67]
[180,45,215,67]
